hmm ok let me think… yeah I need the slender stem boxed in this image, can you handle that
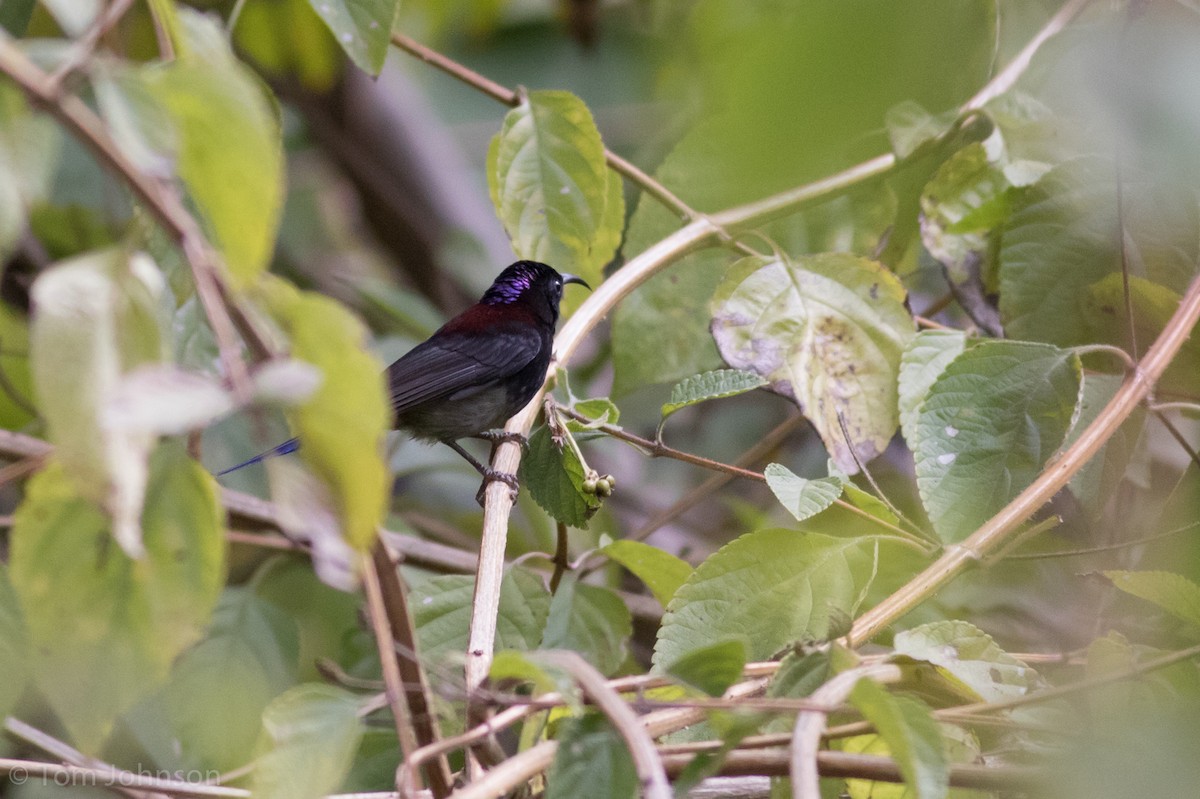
[367,542,454,797]
[46,0,139,92]
[1002,520,1200,561]
[1153,409,1200,471]
[556,404,934,553]
[389,32,697,225]
[360,551,423,792]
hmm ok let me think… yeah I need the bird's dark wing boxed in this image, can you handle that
[387,323,543,414]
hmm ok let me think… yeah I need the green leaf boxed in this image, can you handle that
[897,330,969,449]
[253,684,364,799]
[0,302,35,429]
[489,650,563,697]
[1066,373,1145,513]
[840,723,981,799]
[305,0,398,75]
[487,90,618,288]
[920,143,1013,276]
[567,396,621,432]
[711,253,914,473]
[894,621,1039,703]
[999,158,1115,345]
[849,679,948,799]
[142,10,283,288]
[1103,570,1200,628]
[661,369,768,421]
[520,424,601,528]
[1082,273,1200,396]
[914,341,1082,543]
[542,576,633,677]
[665,638,747,697]
[546,713,638,799]
[763,464,844,522]
[30,248,171,556]
[159,587,299,772]
[412,567,551,667]
[599,539,692,608]
[0,82,61,262]
[0,565,28,717]
[612,251,727,395]
[258,277,389,553]
[768,650,832,700]
[9,445,225,752]
[654,530,875,668]
[886,100,957,159]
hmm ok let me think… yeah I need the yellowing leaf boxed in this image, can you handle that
[711,253,914,473]
[258,277,389,554]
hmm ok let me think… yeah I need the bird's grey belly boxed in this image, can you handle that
[396,385,513,442]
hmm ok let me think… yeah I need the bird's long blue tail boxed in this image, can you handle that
[216,437,301,476]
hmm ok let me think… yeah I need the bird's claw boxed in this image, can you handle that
[475,469,520,507]
[479,430,528,449]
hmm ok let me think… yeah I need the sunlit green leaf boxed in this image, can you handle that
[488,90,618,289]
[543,576,632,677]
[600,539,692,608]
[711,253,914,473]
[914,341,1081,543]
[0,565,27,717]
[894,621,1039,703]
[661,369,767,422]
[143,10,283,288]
[764,464,843,522]
[253,684,364,799]
[654,530,874,668]
[665,638,747,697]
[849,679,948,799]
[9,446,224,752]
[411,567,550,667]
[546,713,638,799]
[305,0,398,75]
[1104,570,1200,629]
[258,277,389,554]
[897,330,969,449]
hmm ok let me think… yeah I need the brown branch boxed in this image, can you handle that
[360,549,424,793]
[45,0,139,92]
[557,403,933,552]
[367,541,454,797]
[628,411,805,543]
[659,749,1045,792]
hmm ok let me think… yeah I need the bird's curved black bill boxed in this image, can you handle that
[562,273,590,290]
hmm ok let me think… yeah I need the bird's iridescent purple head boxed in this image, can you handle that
[481,260,589,307]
